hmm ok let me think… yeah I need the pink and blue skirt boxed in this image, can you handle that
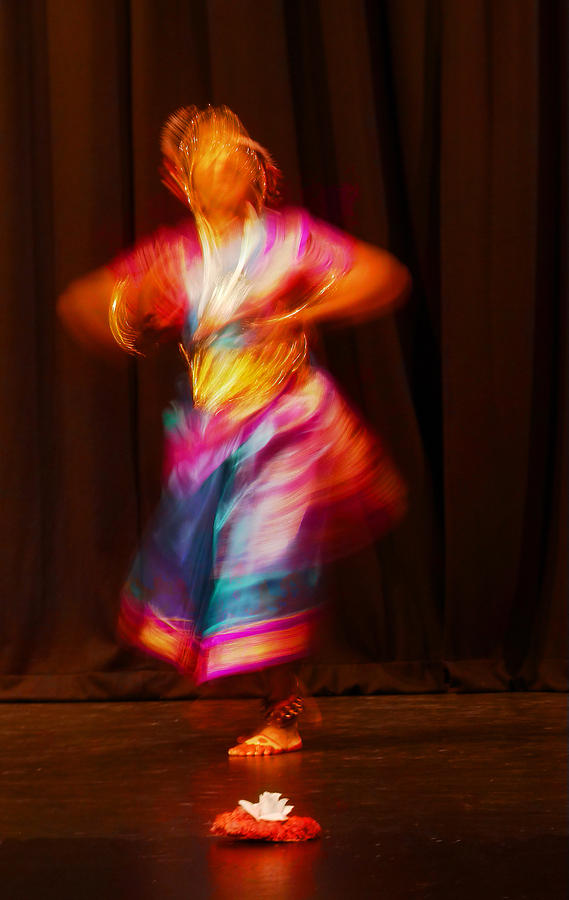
[118,367,406,684]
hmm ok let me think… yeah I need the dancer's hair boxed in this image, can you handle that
[160,105,281,215]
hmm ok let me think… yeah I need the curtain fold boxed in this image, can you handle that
[0,0,565,698]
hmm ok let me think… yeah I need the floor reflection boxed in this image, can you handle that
[208,839,321,900]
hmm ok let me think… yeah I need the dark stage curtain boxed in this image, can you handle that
[1,0,566,699]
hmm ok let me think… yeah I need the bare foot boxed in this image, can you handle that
[228,723,302,757]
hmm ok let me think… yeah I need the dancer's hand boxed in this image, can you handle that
[298,239,412,326]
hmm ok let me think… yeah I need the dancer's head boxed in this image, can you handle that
[160,105,280,223]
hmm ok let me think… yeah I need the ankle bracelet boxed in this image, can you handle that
[263,694,304,727]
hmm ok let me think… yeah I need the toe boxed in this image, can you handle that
[228,744,245,756]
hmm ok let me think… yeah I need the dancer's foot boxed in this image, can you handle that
[228,723,302,757]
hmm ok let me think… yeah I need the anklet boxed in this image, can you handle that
[263,694,304,727]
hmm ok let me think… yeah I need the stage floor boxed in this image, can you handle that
[0,695,566,899]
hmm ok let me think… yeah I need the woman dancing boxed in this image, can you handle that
[59,106,410,756]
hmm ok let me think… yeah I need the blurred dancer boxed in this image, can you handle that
[59,106,410,756]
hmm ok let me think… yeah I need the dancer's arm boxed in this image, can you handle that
[300,237,411,325]
[57,265,121,356]
[58,226,192,355]
[266,210,411,327]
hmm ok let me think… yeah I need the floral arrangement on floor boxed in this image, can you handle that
[210,792,321,842]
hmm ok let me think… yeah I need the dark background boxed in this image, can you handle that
[1,0,566,699]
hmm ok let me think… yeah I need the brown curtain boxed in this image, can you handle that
[0,0,566,699]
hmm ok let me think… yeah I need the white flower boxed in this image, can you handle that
[238,791,294,822]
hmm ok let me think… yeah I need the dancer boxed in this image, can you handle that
[59,106,410,756]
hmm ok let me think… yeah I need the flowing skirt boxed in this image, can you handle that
[118,367,406,683]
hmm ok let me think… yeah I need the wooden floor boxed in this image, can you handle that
[0,695,566,899]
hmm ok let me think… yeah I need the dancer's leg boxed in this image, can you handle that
[265,662,301,704]
[227,662,304,756]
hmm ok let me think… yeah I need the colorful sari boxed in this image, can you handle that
[112,207,406,683]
